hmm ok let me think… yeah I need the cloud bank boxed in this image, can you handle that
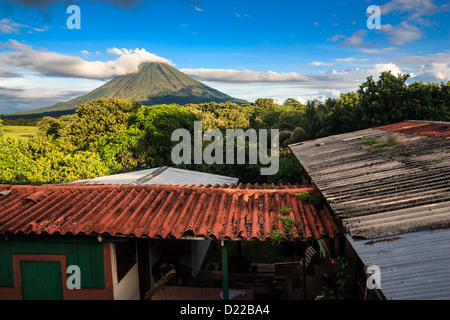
[0,40,174,79]
[179,68,311,83]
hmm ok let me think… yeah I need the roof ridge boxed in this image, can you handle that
[2,183,319,199]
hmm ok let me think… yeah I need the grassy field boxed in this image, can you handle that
[2,125,37,140]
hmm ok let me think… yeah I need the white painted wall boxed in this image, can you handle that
[191,240,211,277]
[110,243,140,300]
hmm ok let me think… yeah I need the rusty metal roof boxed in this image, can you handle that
[289,121,450,239]
[0,183,341,241]
[375,120,450,139]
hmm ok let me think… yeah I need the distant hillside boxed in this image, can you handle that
[7,62,248,116]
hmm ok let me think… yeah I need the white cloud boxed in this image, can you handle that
[327,69,350,75]
[235,12,250,19]
[334,57,370,63]
[309,61,334,67]
[295,96,308,104]
[369,63,404,76]
[0,84,98,113]
[0,71,106,113]
[0,40,174,79]
[328,30,371,49]
[419,63,450,80]
[306,57,370,67]
[0,18,29,34]
[374,0,450,46]
[0,86,83,100]
[319,89,341,98]
[180,68,311,83]
[338,30,367,47]
[329,0,445,49]
[327,34,345,42]
[33,26,50,32]
[380,0,450,21]
[106,47,126,56]
[359,47,397,54]
[382,22,422,45]
[181,62,411,91]
[389,52,450,81]
[390,52,450,66]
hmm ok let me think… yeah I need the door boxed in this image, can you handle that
[20,261,63,300]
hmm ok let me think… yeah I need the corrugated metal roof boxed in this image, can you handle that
[346,229,450,300]
[289,121,450,239]
[64,166,239,186]
[0,183,341,241]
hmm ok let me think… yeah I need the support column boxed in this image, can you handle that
[221,240,229,300]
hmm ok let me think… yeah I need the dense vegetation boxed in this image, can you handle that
[0,71,448,185]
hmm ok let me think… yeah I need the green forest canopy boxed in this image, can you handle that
[0,71,448,185]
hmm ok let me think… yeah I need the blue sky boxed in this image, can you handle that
[0,0,449,113]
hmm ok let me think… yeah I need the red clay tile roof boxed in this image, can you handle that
[0,183,340,241]
[375,121,450,139]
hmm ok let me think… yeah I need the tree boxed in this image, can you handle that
[127,104,199,167]
[273,100,326,146]
[283,98,300,105]
[0,118,3,138]
[254,98,276,109]
[0,135,110,184]
[60,98,142,150]
[36,116,61,137]
[324,74,449,135]
[324,91,362,134]
[357,71,410,127]
[406,81,450,121]
[185,102,250,131]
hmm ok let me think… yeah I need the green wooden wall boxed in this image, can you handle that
[0,235,105,288]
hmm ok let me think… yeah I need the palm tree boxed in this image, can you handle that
[273,99,327,147]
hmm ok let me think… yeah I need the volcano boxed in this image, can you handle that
[10,62,248,116]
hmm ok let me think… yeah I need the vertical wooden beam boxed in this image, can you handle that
[221,240,229,300]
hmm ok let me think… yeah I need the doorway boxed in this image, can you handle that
[20,261,63,300]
